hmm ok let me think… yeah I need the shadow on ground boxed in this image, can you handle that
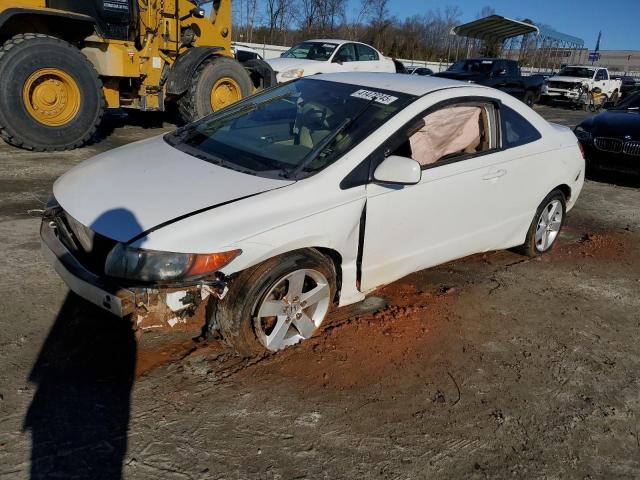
[23,294,136,480]
[587,168,640,189]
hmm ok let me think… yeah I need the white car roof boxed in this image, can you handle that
[305,39,349,45]
[311,72,475,96]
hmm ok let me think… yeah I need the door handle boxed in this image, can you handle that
[482,169,507,180]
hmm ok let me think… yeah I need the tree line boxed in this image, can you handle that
[231,0,508,62]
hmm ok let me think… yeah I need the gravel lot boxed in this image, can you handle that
[0,105,639,479]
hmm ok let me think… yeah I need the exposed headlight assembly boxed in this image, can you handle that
[574,126,592,142]
[280,68,304,79]
[104,244,241,283]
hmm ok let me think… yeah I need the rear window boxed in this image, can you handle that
[501,105,541,148]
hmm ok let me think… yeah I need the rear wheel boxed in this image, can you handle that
[243,58,277,90]
[215,250,336,357]
[519,190,566,257]
[177,56,253,123]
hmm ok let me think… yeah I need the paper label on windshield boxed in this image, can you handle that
[350,89,398,105]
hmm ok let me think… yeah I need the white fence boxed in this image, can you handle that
[236,42,640,77]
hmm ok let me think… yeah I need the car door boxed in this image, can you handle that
[354,43,382,72]
[595,69,609,92]
[329,43,358,73]
[360,93,532,292]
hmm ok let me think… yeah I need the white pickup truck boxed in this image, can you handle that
[541,66,622,104]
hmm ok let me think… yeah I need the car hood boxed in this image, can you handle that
[53,136,294,242]
[581,110,640,139]
[432,71,478,81]
[548,76,589,83]
[265,57,324,72]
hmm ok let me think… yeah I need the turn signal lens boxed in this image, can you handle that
[186,250,242,277]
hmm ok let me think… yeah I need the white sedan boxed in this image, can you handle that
[41,73,585,356]
[266,39,396,83]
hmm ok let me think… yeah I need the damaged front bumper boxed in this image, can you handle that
[40,219,226,331]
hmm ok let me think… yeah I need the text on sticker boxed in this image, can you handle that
[350,89,398,105]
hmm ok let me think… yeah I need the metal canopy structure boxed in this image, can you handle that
[450,14,585,72]
[451,15,539,42]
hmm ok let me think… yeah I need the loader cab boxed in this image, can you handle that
[46,0,134,40]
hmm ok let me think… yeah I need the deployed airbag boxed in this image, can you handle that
[409,106,482,165]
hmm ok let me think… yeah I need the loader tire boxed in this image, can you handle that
[0,34,105,151]
[177,56,253,124]
[243,58,277,90]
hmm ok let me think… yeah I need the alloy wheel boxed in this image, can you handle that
[535,199,563,252]
[254,269,331,351]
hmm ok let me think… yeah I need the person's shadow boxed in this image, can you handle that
[24,208,144,479]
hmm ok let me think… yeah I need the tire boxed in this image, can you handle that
[0,34,104,151]
[177,56,253,124]
[523,90,537,107]
[215,249,336,357]
[518,189,567,257]
[243,58,277,90]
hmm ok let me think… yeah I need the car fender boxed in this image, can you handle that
[166,46,226,96]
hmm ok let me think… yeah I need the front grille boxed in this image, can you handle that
[548,81,575,90]
[594,137,623,153]
[53,210,117,275]
[623,141,640,156]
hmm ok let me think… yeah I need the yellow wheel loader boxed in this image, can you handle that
[0,0,275,151]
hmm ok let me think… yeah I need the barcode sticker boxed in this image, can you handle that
[350,89,398,105]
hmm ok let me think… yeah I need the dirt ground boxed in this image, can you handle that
[1,105,639,479]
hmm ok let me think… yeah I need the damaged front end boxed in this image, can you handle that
[40,199,232,333]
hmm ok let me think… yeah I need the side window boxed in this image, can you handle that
[355,44,379,61]
[595,69,608,81]
[389,102,498,167]
[334,43,357,63]
[506,62,518,77]
[501,104,541,148]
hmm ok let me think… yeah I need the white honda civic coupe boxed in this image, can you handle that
[41,73,585,356]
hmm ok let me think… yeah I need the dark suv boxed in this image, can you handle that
[433,58,543,107]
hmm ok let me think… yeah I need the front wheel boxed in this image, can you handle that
[177,56,253,124]
[518,190,566,257]
[523,90,537,107]
[215,250,336,357]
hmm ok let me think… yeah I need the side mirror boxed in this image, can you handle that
[373,155,422,185]
[190,6,206,18]
[333,58,343,64]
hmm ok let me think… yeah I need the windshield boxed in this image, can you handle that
[557,67,595,78]
[448,59,494,74]
[611,91,640,110]
[165,79,413,180]
[281,42,338,61]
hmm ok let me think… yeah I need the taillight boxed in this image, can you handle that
[578,142,585,159]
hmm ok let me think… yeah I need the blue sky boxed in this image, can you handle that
[347,0,640,50]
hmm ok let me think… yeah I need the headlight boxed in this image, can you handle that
[280,68,304,79]
[574,126,592,142]
[104,244,241,283]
